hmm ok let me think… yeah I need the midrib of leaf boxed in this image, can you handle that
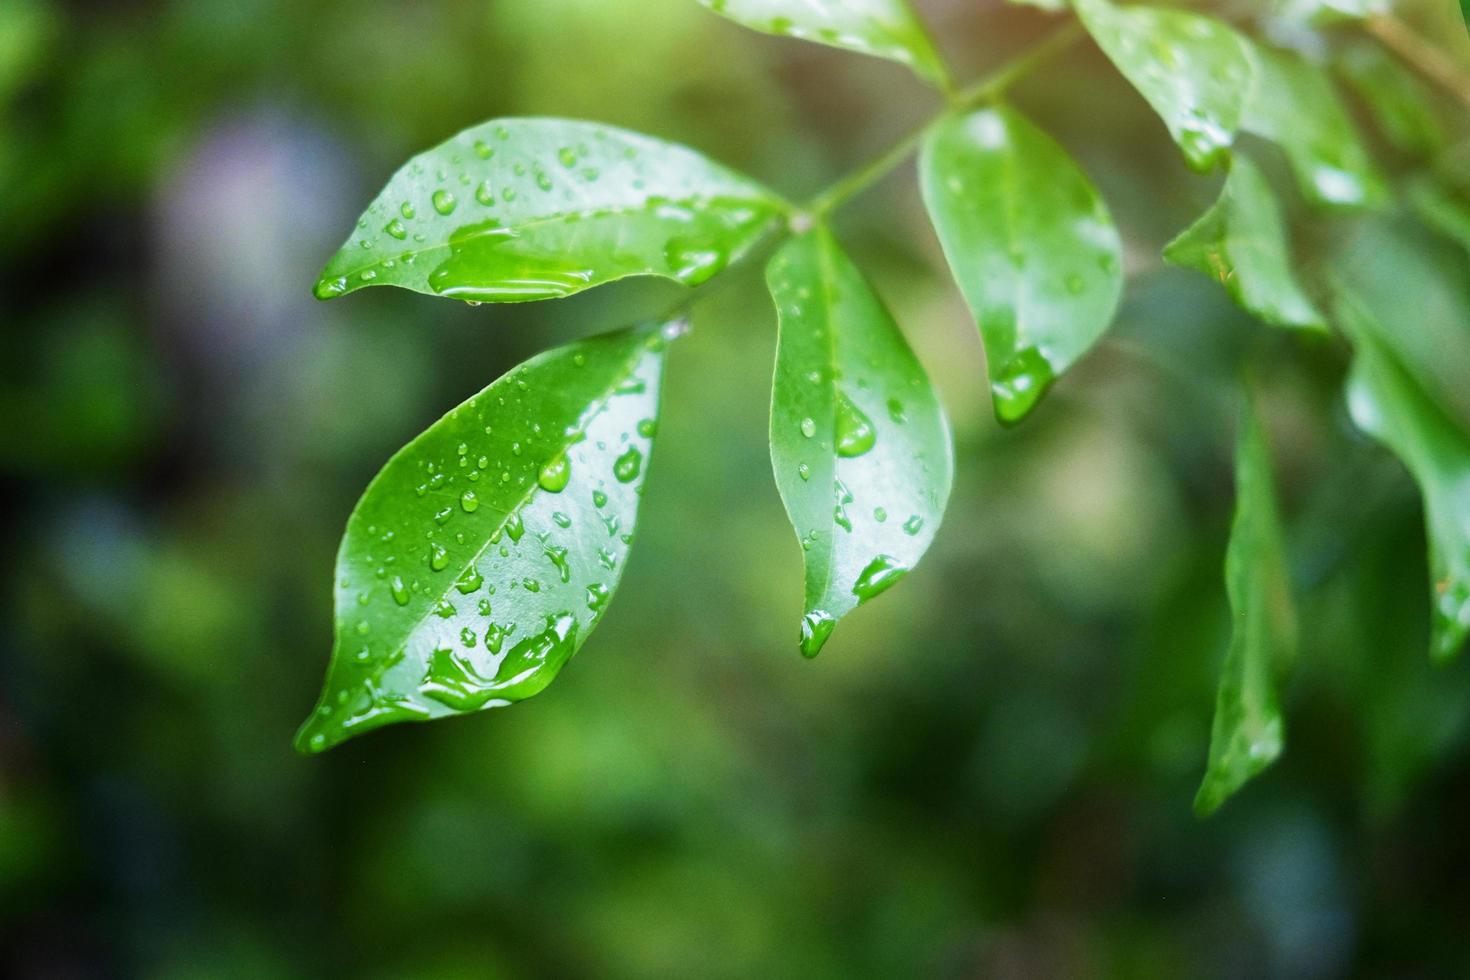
[327,193,780,286]
[811,231,844,607]
[340,334,653,690]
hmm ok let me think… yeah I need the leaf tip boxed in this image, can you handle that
[798,609,836,658]
[313,274,349,301]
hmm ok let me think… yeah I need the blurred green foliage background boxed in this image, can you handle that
[3,0,1470,976]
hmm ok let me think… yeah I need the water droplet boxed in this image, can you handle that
[852,555,908,601]
[592,489,608,508]
[799,610,836,658]
[460,490,479,513]
[538,453,571,492]
[456,567,483,594]
[390,576,410,606]
[637,418,657,438]
[400,201,416,219]
[873,507,887,523]
[384,219,408,240]
[902,515,924,536]
[797,462,811,481]
[475,180,495,206]
[800,417,817,439]
[431,189,458,215]
[460,627,477,648]
[613,446,642,483]
[991,347,1056,425]
[834,393,876,457]
[545,546,571,583]
[558,146,578,168]
[887,398,906,424]
[833,479,854,532]
[552,511,572,529]
[586,583,610,612]
[429,544,449,571]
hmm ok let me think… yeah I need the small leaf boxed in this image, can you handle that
[1243,43,1388,211]
[766,227,952,657]
[1337,298,1470,664]
[1195,391,1294,817]
[315,118,786,303]
[1074,0,1255,172]
[696,0,949,88]
[919,105,1124,424]
[1335,41,1446,157]
[295,321,681,752]
[1164,154,1327,333]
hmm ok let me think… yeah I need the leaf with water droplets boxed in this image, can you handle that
[1164,154,1326,333]
[294,320,681,752]
[314,118,786,303]
[919,105,1123,424]
[1334,289,1470,665]
[1074,0,1254,172]
[1242,43,1387,211]
[696,0,949,88]
[767,227,952,657]
[1195,391,1294,817]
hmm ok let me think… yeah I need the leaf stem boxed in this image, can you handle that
[807,21,1086,218]
[1365,13,1470,111]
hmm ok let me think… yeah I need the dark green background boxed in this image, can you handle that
[3,1,1470,976]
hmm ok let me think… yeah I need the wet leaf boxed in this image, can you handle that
[766,227,952,657]
[314,118,786,303]
[1243,43,1388,211]
[696,0,949,88]
[1074,0,1254,172]
[919,105,1123,424]
[295,321,681,752]
[1164,154,1327,333]
[1195,391,1294,817]
[1337,297,1470,664]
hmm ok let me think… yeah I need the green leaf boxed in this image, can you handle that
[314,118,787,303]
[1195,391,1293,817]
[295,321,680,752]
[696,0,949,88]
[1338,299,1470,664]
[766,227,952,657]
[1163,154,1327,333]
[919,105,1124,424]
[1270,0,1387,26]
[1243,43,1388,211]
[1408,177,1470,260]
[1335,41,1446,157]
[1074,0,1254,172]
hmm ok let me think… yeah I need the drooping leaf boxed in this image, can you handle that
[295,321,680,752]
[1408,176,1470,260]
[1335,41,1446,157]
[1074,0,1255,172]
[766,227,952,657]
[1195,391,1294,817]
[1337,298,1470,664]
[1163,154,1327,333]
[919,105,1124,424]
[1243,43,1388,211]
[695,0,949,88]
[314,118,787,303]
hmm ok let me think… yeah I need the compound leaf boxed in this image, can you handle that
[1338,299,1470,664]
[295,321,681,752]
[696,0,949,88]
[1164,154,1327,333]
[1243,43,1388,211]
[920,105,1123,424]
[1074,0,1255,172]
[315,118,786,303]
[767,227,952,657]
[1196,391,1294,817]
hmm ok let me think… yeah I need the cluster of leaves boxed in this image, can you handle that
[297,0,1470,815]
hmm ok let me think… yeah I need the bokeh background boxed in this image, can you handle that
[4,0,1470,976]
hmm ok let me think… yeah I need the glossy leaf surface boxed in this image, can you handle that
[1339,305,1470,664]
[1163,154,1326,333]
[696,0,948,87]
[1196,393,1294,817]
[314,119,785,303]
[295,322,678,752]
[767,228,952,657]
[1243,44,1387,211]
[919,105,1123,424]
[1074,0,1254,172]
